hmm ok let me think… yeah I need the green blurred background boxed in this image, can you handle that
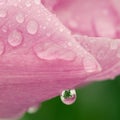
[21,76,120,120]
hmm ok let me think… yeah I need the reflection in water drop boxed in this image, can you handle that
[60,89,76,105]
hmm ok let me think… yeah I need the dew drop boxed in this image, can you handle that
[60,89,76,105]
[0,10,7,18]
[16,13,24,23]
[34,42,75,61]
[27,106,39,114]
[8,30,23,47]
[0,41,4,55]
[27,20,38,35]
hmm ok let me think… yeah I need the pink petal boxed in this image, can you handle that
[0,0,120,119]
[0,0,101,118]
[75,35,120,81]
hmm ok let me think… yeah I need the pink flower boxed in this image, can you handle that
[0,0,120,119]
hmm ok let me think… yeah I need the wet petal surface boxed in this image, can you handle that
[0,0,120,119]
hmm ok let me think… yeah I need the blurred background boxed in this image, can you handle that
[20,76,120,120]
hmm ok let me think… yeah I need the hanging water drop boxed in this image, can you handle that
[60,89,76,105]
[27,106,39,114]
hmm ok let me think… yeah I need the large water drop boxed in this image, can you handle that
[60,89,77,105]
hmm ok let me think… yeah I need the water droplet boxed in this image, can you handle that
[0,41,4,55]
[16,13,24,23]
[34,42,75,61]
[8,30,23,47]
[27,20,38,35]
[60,89,76,105]
[27,106,39,114]
[0,10,7,18]
[25,0,31,7]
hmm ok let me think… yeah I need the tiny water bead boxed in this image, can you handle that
[60,89,77,105]
[26,20,38,35]
[16,13,25,23]
[8,30,23,47]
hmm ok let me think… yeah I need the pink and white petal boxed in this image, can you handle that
[0,0,101,118]
[42,0,119,38]
[75,35,120,81]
